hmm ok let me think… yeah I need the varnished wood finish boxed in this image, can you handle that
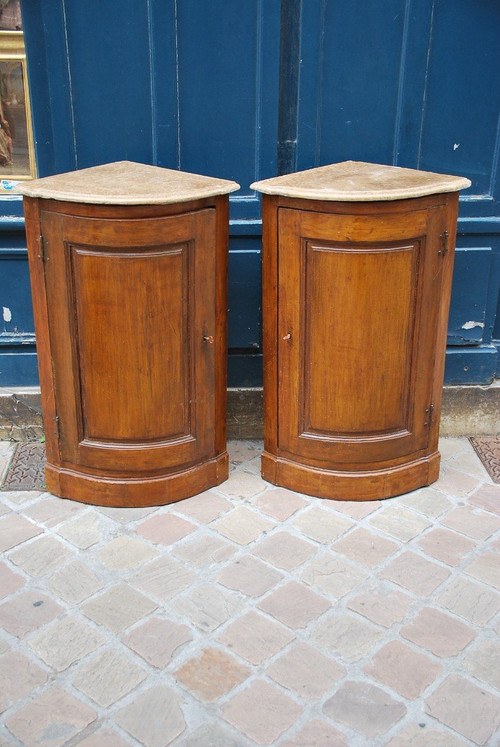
[262,196,279,455]
[45,453,229,509]
[214,196,229,456]
[261,451,441,502]
[23,198,59,465]
[24,195,230,507]
[261,192,460,501]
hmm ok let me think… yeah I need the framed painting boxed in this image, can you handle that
[0,26,36,185]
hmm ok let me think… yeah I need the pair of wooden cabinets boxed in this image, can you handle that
[21,161,470,507]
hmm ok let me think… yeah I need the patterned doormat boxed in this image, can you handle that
[470,436,500,484]
[1,442,47,491]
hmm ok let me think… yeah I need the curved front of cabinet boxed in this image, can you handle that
[261,193,459,501]
[26,199,229,506]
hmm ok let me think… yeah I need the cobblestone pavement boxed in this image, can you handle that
[0,437,499,746]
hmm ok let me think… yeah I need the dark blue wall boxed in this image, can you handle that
[2,0,499,387]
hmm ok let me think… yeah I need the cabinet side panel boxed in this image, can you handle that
[262,196,280,454]
[71,244,190,443]
[23,198,60,464]
[214,196,229,455]
[430,194,459,450]
[303,240,418,435]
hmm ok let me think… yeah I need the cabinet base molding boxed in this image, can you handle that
[45,452,229,508]
[261,451,440,502]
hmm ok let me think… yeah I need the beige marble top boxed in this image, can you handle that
[19,161,240,204]
[251,161,471,201]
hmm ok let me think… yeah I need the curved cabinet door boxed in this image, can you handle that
[40,207,216,475]
[277,204,447,469]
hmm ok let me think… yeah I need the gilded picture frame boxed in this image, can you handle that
[0,30,36,184]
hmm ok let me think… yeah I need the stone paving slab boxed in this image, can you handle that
[0,437,499,746]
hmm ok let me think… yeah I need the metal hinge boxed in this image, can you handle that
[53,415,60,439]
[38,235,48,263]
[438,230,449,257]
[424,403,434,427]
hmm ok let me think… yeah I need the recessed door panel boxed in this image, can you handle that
[278,207,438,466]
[71,243,190,443]
[41,208,216,473]
[304,240,417,436]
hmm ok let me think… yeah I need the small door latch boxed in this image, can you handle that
[438,231,449,257]
[37,236,48,262]
[203,334,214,344]
[282,333,291,341]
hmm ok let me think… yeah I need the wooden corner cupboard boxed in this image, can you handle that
[251,161,471,501]
[20,161,239,507]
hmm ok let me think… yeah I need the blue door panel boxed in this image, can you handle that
[0,347,38,386]
[228,240,261,350]
[445,346,497,386]
[176,1,259,178]
[0,240,37,386]
[175,0,280,220]
[148,1,181,169]
[0,250,34,337]
[23,1,77,175]
[418,0,500,216]
[486,243,500,376]
[304,0,408,167]
[19,2,54,177]
[60,0,154,169]
[493,250,500,345]
[176,1,279,202]
[296,0,435,171]
[447,248,491,345]
[228,354,262,388]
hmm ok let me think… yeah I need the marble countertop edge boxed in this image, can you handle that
[249,181,471,201]
[17,161,240,204]
[18,182,241,205]
[250,161,472,201]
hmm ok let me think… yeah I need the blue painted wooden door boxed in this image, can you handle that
[2,0,499,387]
